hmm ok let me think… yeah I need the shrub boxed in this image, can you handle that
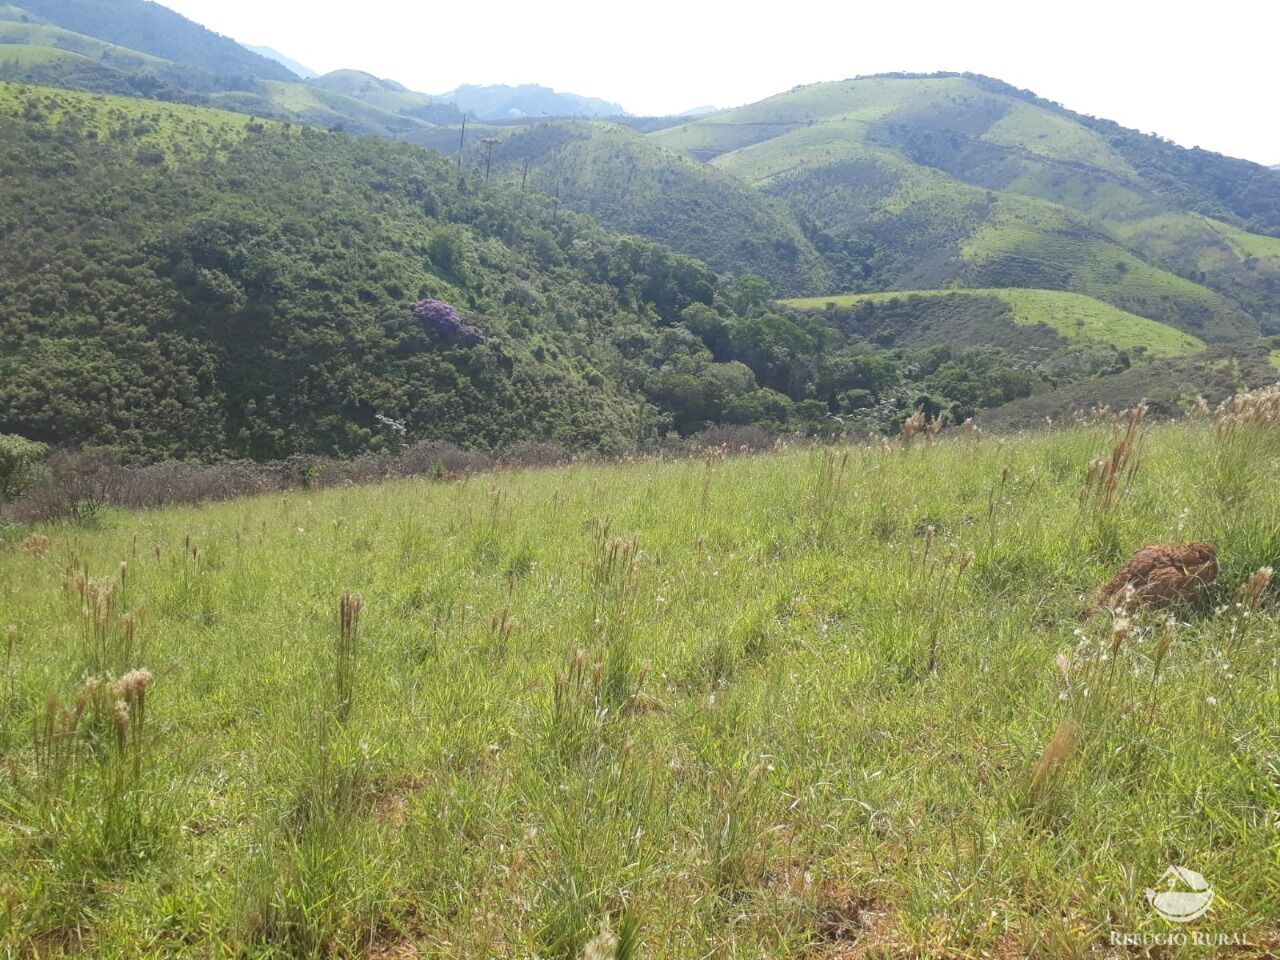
[0,433,47,502]
[16,449,119,524]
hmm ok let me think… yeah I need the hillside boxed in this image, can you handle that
[309,69,462,125]
[653,74,1279,339]
[11,81,1232,457]
[482,120,834,294]
[8,0,294,79]
[3,414,1278,956]
[0,83,728,460]
[783,289,1206,357]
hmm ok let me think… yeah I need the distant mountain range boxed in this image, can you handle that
[0,4,630,131]
[433,83,625,120]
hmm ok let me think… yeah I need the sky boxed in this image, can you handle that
[160,0,1279,164]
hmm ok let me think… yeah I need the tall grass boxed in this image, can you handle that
[1,408,1278,957]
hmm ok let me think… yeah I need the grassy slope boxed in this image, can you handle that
[0,79,261,153]
[784,288,1206,357]
[0,19,170,68]
[0,41,82,64]
[208,81,445,140]
[2,421,1278,957]
[309,69,429,113]
[12,0,295,81]
[654,76,1267,340]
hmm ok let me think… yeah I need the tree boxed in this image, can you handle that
[732,274,774,316]
[0,434,47,502]
[724,389,792,426]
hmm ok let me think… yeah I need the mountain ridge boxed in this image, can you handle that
[435,82,626,119]
[8,0,295,79]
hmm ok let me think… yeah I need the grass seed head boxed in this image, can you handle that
[1235,566,1273,611]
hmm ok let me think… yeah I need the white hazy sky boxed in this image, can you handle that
[160,0,1279,164]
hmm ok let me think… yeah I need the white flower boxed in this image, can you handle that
[1205,696,1218,707]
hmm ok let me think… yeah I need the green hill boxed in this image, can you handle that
[5,13,1276,348]
[479,120,834,294]
[0,16,232,96]
[210,80,449,141]
[309,70,462,125]
[653,74,1280,339]
[783,288,1206,357]
[0,11,463,137]
[0,83,731,460]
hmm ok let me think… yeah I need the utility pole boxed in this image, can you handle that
[456,115,467,168]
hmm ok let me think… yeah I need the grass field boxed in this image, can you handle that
[2,409,1279,958]
[783,288,1207,357]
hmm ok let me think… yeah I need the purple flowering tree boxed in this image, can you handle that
[412,298,485,346]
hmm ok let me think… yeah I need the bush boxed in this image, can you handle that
[0,434,47,502]
[723,389,793,426]
[696,424,779,452]
[16,449,119,524]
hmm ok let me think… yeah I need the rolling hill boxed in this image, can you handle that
[0,83,729,459]
[309,70,462,125]
[478,120,834,295]
[652,74,1280,339]
[6,2,1275,354]
[1,0,1278,449]
[14,80,1247,458]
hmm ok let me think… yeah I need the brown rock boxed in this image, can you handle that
[1095,541,1218,613]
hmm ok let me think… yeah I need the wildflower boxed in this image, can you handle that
[1205,696,1218,707]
